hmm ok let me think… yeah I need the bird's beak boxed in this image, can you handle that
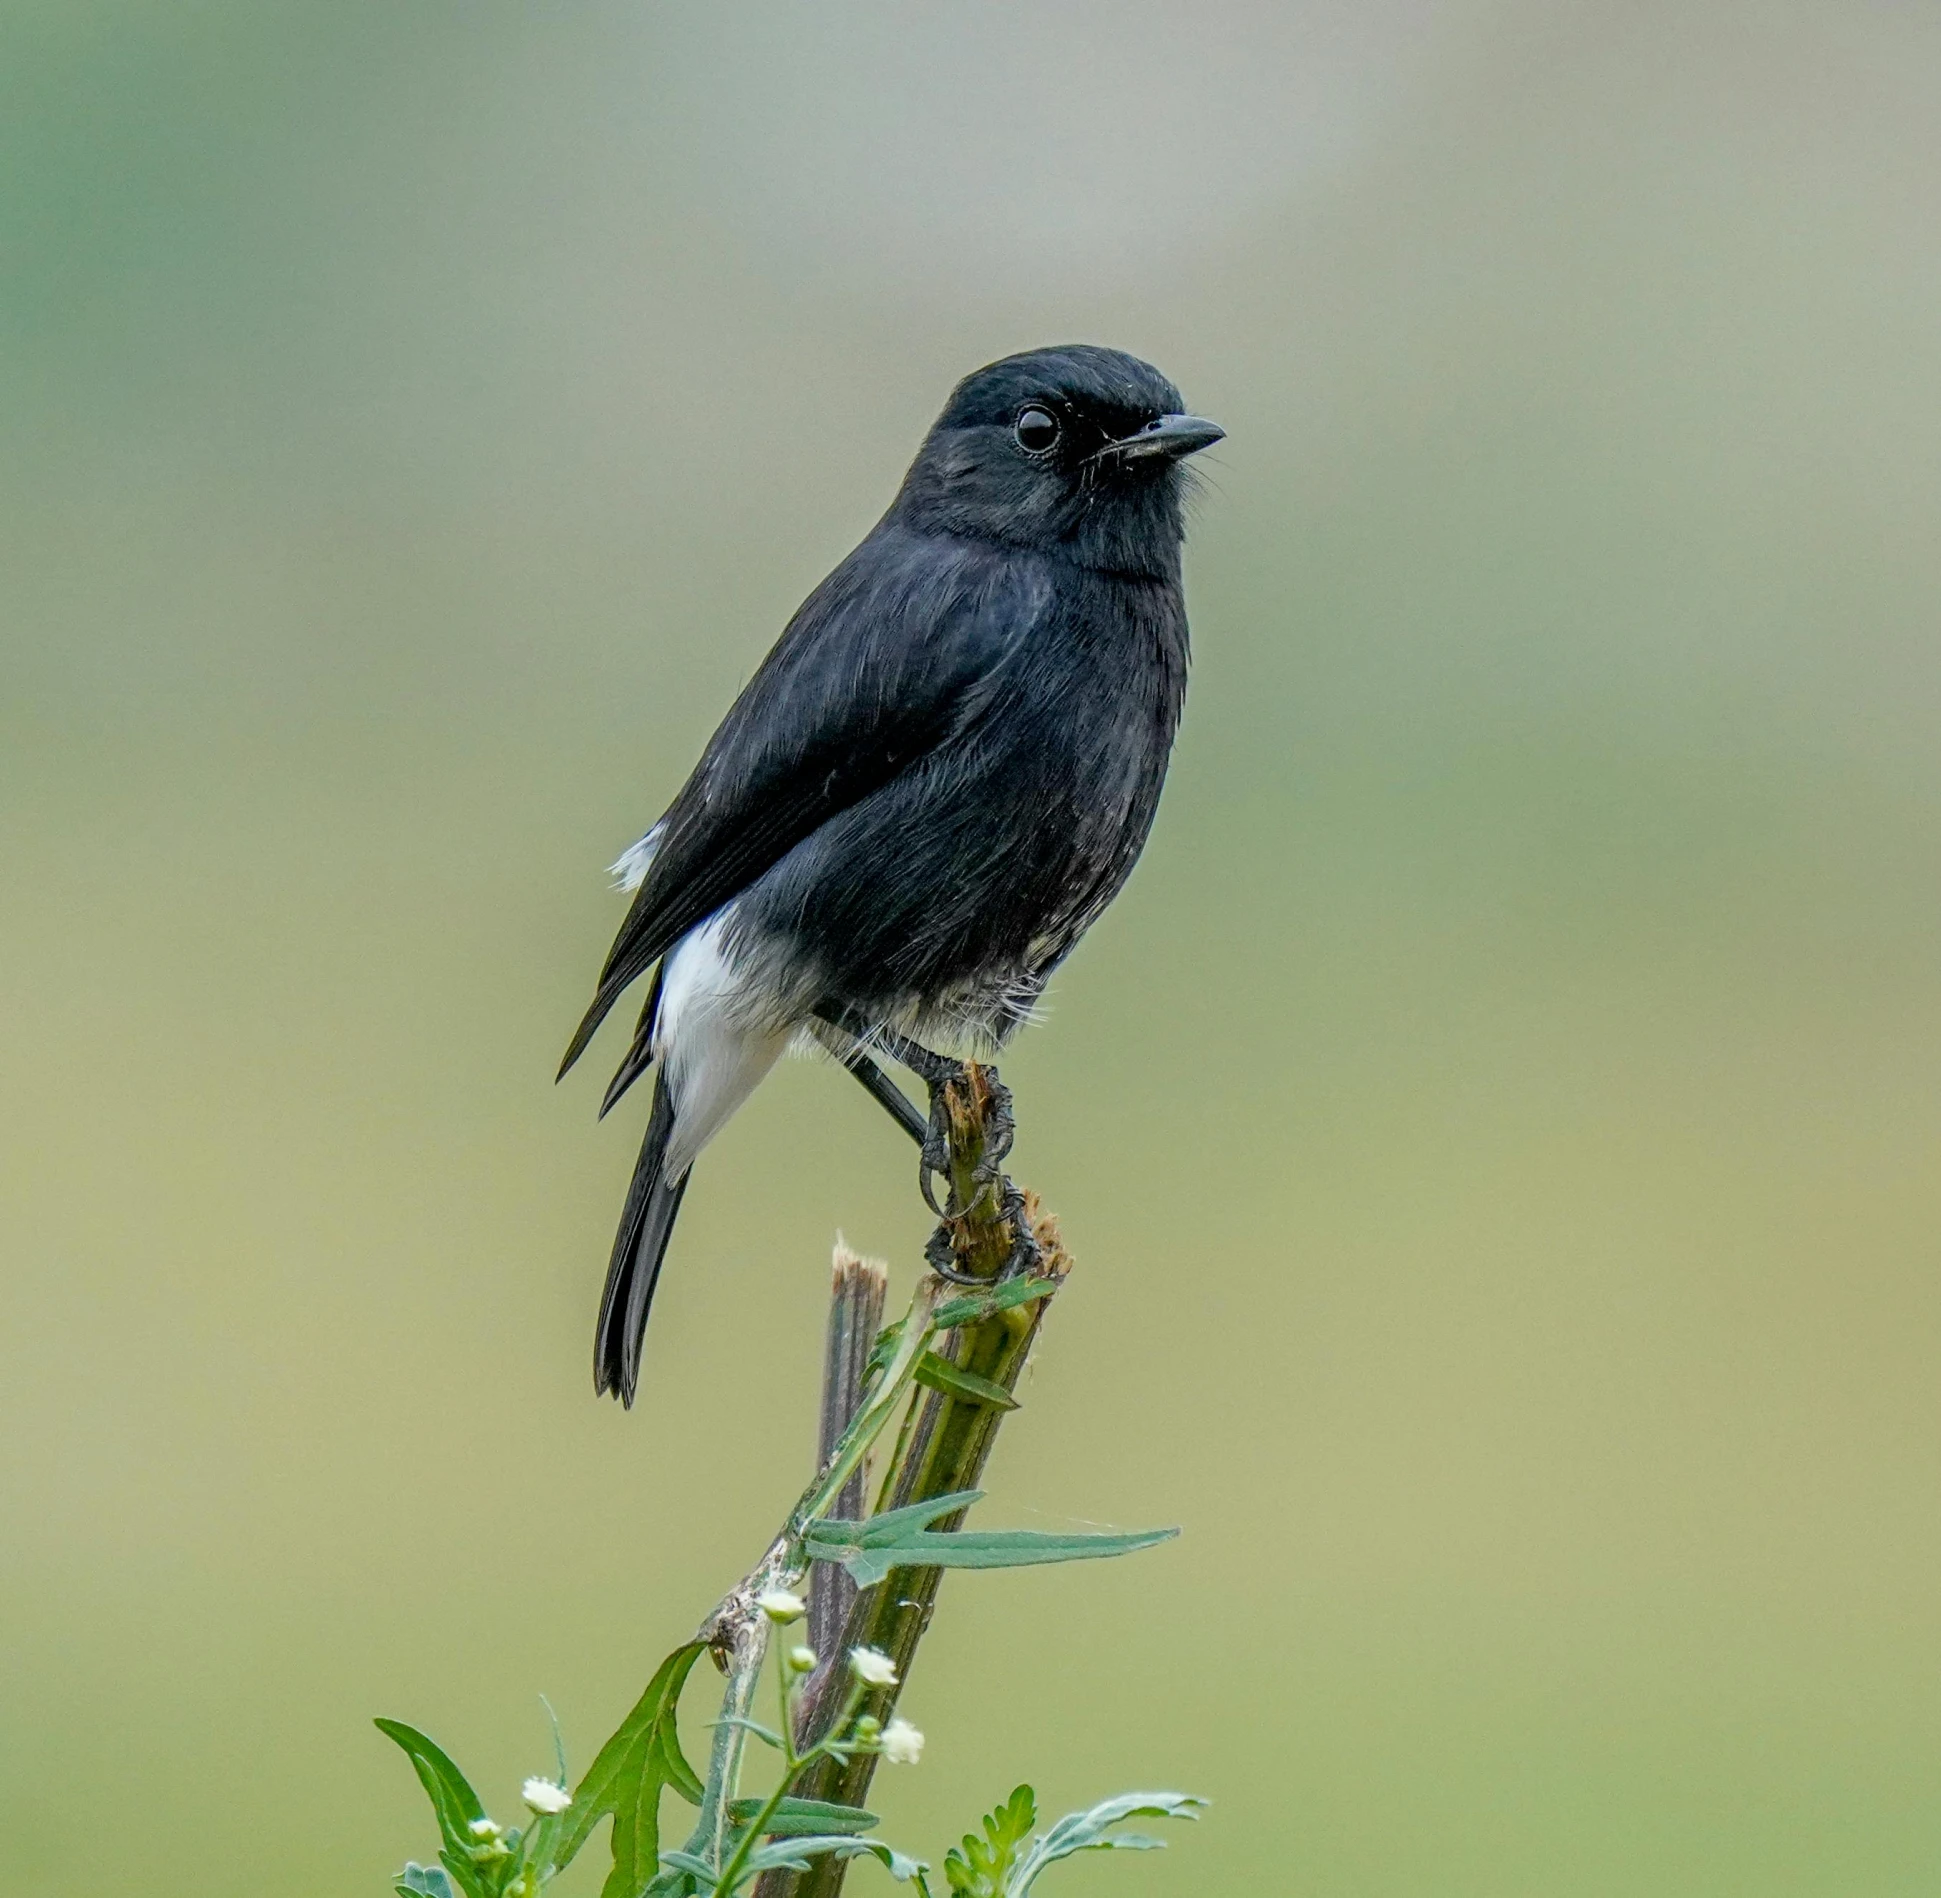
[1101,412,1226,463]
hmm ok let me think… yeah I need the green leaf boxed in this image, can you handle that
[553,1641,707,1898]
[395,1864,458,1898]
[518,1811,570,1891]
[913,1351,1019,1409]
[436,1850,487,1898]
[654,1714,706,1807]
[931,1277,1058,1329]
[803,1492,1174,1586]
[656,1848,718,1883]
[822,1525,1179,1591]
[373,1721,491,1898]
[862,1318,906,1382]
[738,1836,927,1885]
[944,1785,1037,1898]
[728,1796,879,1838]
[1005,1792,1205,1898]
[541,1693,569,1786]
[801,1491,983,1561]
[709,1715,785,1748]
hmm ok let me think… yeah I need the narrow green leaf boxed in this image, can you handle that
[519,1810,568,1889]
[374,1721,490,1898]
[553,1641,706,1894]
[436,1849,488,1898]
[728,1796,879,1838]
[708,1715,785,1748]
[656,1848,718,1882]
[800,1490,984,1561]
[541,1693,569,1786]
[931,1277,1058,1329]
[839,1525,1178,1589]
[740,1835,927,1884]
[374,1720,486,1834]
[913,1352,1020,1409]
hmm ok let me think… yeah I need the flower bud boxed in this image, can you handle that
[880,1717,924,1766]
[848,1646,898,1687]
[756,1586,807,1625]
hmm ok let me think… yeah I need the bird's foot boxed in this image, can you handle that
[923,1177,1041,1286]
[917,1060,1014,1219]
[992,1177,1044,1280]
[919,1065,1039,1287]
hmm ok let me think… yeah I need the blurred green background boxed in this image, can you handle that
[5,3,1940,1892]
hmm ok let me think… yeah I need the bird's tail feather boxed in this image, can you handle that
[593,1074,691,1407]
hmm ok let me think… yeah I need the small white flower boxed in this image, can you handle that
[849,1646,899,1687]
[756,1586,807,1624]
[522,1778,573,1815]
[468,1817,503,1840]
[786,1645,819,1675]
[879,1718,924,1766]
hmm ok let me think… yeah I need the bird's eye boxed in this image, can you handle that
[1014,406,1061,454]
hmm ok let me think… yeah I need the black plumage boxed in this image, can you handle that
[561,344,1222,1404]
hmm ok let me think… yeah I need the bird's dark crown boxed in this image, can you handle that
[890,345,1207,580]
[936,345,1186,439]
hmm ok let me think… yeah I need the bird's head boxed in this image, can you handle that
[891,345,1222,578]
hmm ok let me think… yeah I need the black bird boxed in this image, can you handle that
[560,344,1222,1404]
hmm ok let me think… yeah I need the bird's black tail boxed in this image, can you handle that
[593,1074,691,1407]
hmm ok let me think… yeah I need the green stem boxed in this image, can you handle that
[690,1274,954,1892]
[790,1275,943,1538]
[712,1757,794,1895]
[769,1065,1071,1898]
[681,1613,771,1877]
[698,1276,947,1657]
[715,1672,869,1897]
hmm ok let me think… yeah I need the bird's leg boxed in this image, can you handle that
[839,1050,927,1147]
[812,1003,977,1167]
[860,1030,1007,1231]
[810,1003,1030,1286]
[810,1004,928,1146]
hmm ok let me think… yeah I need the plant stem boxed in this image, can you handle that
[810,1250,887,1662]
[764,1064,1072,1898]
[683,1612,771,1877]
[698,1276,945,1660]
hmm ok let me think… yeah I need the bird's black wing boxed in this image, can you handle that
[559,527,1043,1078]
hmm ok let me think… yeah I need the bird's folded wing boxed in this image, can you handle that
[559,530,1043,1077]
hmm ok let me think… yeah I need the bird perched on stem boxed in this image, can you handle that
[560,345,1222,1405]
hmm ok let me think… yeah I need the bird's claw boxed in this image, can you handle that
[916,1062,1014,1217]
[918,1064,1038,1287]
[923,1226,989,1284]
[996,1179,1042,1280]
[922,1179,1040,1286]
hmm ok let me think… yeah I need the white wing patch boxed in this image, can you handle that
[611,822,665,892]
